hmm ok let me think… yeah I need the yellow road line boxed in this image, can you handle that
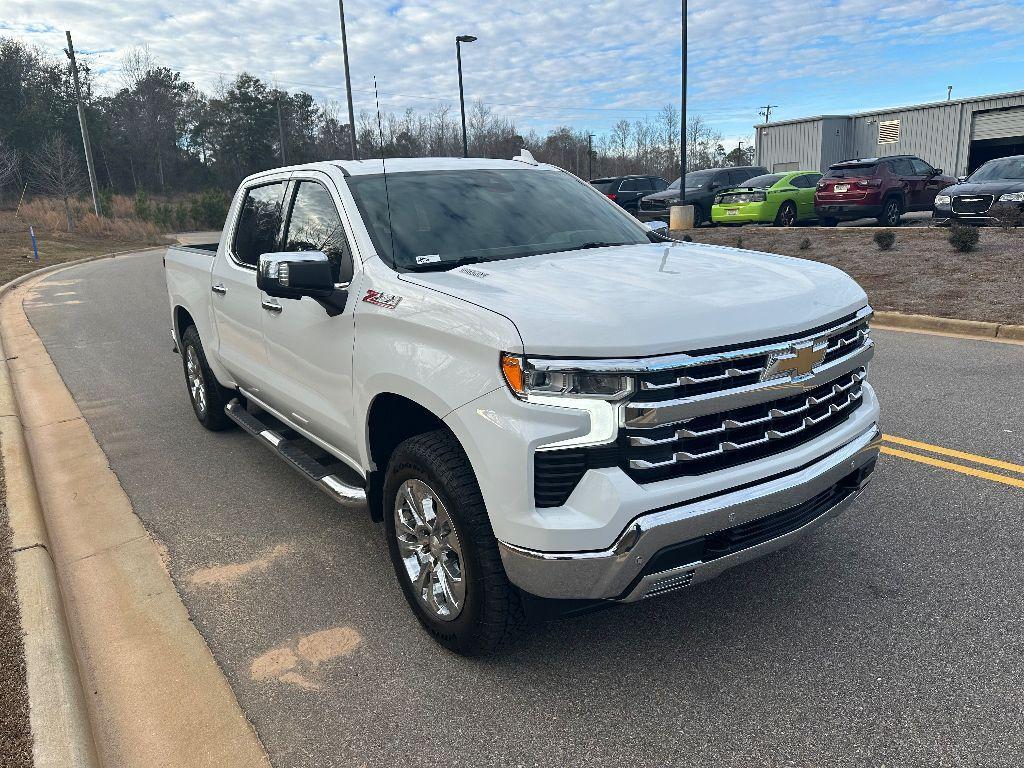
[882,434,1024,475]
[880,446,1024,489]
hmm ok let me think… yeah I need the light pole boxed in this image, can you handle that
[680,0,687,197]
[455,35,477,158]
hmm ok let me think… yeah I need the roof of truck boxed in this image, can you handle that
[332,157,551,176]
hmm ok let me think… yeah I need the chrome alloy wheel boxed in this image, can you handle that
[185,346,206,415]
[394,479,465,621]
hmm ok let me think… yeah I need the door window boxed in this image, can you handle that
[888,158,915,176]
[910,158,934,176]
[619,178,651,192]
[726,169,753,185]
[283,181,354,284]
[651,177,668,191]
[232,182,286,267]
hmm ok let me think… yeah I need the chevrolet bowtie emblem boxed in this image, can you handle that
[760,342,827,382]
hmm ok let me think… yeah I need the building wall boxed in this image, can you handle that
[755,119,822,172]
[755,92,1024,176]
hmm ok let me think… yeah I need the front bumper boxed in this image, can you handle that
[933,201,1022,225]
[498,424,880,602]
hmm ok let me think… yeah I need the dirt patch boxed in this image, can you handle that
[189,543,295,589]
[250,626,363,690]
[0,463,34,768]
[675,225,1024,325]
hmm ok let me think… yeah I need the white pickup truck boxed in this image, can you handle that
[165,154,880,655]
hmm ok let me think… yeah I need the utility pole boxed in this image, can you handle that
[947,85,953,101]
[680,0,687,197]
[337,0,358,160]
[277,99,288,165]
[64,31,100,217]
[758,104,777,124]
[587,134,594,180]
[455,35,477,158]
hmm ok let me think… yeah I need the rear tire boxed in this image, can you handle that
[180,325,233,431]
[691,204,706,227]
[384,429,522,656]
[878,196,902,226]
[774,201,798,227]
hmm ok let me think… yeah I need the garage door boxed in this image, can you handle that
[972,107,1024,140]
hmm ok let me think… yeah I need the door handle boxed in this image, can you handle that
[261,300,283,314]
[211,283,227,295]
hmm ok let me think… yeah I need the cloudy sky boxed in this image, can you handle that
[5,0,1024,145]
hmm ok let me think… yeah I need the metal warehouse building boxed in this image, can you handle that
[755,90,1024,176]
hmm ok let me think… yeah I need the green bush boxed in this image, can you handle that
[174,202,190,231]
[799,237,811,251]
[948,224,980,253]
[682,234,693,242]
[873,230,896,251]
[98,188,113,218]
[133,190,151,221]
[189,189,230,229]
[735,236,744,249]
[152,202,174,230]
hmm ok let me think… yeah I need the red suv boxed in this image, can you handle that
[814,155,956,226]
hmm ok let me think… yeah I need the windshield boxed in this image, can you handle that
[968,156,1024,182]
[346,168,651,271]
[736,173,783,189]
[667,170,715,190]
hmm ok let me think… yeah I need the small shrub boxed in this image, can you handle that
[735,236,743,249]
[799,237,811,251]
[873,230,896,251]
[189,189,230,229]
[133,190,151,221]
[948,224,980,253]
[98,188,114,218]
[682,234,692,242]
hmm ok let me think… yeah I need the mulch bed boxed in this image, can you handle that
[671,225,1024,325]
[1,468,33,767]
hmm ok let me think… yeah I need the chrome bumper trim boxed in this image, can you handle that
[498,424,880,601]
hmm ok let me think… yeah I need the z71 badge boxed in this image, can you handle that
[362,289,403,309]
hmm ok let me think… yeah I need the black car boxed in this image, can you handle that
[636,166,768,226]
[933,155,1024,225]
[590,175,669,213]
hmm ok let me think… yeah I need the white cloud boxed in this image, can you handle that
[4,0,1023,137]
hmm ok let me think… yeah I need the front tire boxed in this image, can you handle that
[774,201,798,227]
[384,430,522,655]
[180,325,233,431]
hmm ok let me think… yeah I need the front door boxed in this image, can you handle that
[259,173,361,462]
[211,179,288,392]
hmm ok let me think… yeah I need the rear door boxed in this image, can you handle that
[259,171,361,460]
[911,158,944,209]
[211,178,287,391]
[888,157,921,209]
[617,177,652,210]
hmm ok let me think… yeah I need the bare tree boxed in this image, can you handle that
[0,137,19,195]
[30,136,85,232]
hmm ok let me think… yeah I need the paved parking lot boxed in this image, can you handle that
[23,251,1024,767]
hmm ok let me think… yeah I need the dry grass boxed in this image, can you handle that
[0,197,166,286]
[674,224,1024,325]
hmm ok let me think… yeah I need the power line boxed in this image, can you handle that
[758,104,777,123]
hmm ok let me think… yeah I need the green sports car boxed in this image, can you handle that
[711,170,822,226]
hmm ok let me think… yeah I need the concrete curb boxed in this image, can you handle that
[873,310,1024,343]
[1,245,268,768]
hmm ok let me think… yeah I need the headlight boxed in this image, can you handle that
[500,354,633,401]
[934,194,951,206]
[999,192,1024,202]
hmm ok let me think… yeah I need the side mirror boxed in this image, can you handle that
[258,251,335,300]
[957,175,967,183]
[933,168,943,175]
[257,251,349,316]
[647,220,669,233]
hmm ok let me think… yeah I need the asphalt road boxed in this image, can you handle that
[23,250,1024,767]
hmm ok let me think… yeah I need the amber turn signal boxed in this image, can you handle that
[500,353,525,396]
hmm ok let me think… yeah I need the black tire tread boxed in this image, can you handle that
[386,429,523,655]
[181,325,233,431]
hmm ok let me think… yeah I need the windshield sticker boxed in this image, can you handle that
[455,267,490,279]
[362,289,402,309]
[415,254,441,264]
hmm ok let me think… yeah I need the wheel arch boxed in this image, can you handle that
[173,305,195,343]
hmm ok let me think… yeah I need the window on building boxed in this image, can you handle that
[878,119,901,144]
[772,162,799,172]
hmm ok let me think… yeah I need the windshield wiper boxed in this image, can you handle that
[561,241,633,252]
[403,255,488,273]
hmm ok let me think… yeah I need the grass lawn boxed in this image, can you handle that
[673,224,1024,325]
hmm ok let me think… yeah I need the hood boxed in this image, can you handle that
[401,242,867,358]
[945,179,1024,196]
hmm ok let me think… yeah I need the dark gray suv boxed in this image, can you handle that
[591,175,669,213]
[637,166,768,225]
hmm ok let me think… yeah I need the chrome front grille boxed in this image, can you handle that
[952,194,993,214]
